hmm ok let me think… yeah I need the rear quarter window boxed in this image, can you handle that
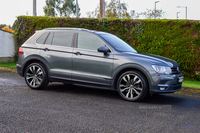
[36,33,49,44]
[45,32,54,45]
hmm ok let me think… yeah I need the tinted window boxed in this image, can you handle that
[78,33,105,51]
[45,32,54,45]
[52,32,74,47]
[101,34,137,52]
[36,33,49,44]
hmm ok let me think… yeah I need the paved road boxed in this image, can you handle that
[0,71,200,133]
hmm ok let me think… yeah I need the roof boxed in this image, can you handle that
[44,27,90,31]
[42,27,109,35]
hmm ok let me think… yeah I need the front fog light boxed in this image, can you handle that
[160,87,166,90]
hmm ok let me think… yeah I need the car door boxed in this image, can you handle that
[39,31,75,81]
[72,32,114,87]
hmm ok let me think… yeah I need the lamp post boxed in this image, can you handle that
[155,1,159,19]
[33,0,37,16]
[76,0,78,17]
[155,1,159,12]
[177,6,187,19]
[177,12,180,19]
[119,0,121,18]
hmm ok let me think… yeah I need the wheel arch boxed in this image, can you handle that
[112,64,152,92]
[22,55,49,77]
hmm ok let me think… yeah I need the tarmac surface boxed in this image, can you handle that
[0,70,200,132]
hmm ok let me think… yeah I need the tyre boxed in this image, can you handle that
[117,71,148,101]
[24,63,49,90]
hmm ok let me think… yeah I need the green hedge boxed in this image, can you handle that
[13,16,200,79]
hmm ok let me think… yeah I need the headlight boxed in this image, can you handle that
[152,65,172,75]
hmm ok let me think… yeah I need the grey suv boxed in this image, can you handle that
[17,28,183,101]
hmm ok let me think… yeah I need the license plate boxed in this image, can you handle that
[178,76,184,83]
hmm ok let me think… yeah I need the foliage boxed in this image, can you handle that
[106,0,130,18]
[0,24,7,29]
[12,16,200,80]
[86,0,130,18]
[130,10,140,19]
[43,0,80,17]
[1,26,15,33]
[139,9,166,19]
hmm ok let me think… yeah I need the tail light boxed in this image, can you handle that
[19,47,24,54]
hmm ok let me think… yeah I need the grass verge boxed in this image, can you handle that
[0,62,16,68]
[182,79,200,89]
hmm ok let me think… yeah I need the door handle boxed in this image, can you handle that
[43,48,49,51]
[74,52,82,55]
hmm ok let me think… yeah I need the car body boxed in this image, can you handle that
[17,28,183,101]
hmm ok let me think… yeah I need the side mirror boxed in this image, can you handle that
[97,46,110,55]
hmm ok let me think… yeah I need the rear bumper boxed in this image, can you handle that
[16,64,23,77]
[150,73,183,94]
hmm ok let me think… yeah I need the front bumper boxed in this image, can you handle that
[150,73,183,94]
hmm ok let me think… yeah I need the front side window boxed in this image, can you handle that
[51,32,74,47]
[78,33,105,51]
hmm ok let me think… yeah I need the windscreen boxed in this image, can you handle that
[100,34,137,53]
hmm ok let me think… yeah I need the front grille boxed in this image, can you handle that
[171,67,181,74]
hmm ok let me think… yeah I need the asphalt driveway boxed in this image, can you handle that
[0,70,200,132]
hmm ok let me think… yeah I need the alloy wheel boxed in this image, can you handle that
[25,64,44,88]
[118,73,144,100]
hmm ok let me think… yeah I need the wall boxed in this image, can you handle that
[0,30,17,62]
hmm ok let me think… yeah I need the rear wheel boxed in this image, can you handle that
[24,63,48,90]
[117,71,148,101]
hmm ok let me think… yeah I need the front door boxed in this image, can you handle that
[72,32,114,87]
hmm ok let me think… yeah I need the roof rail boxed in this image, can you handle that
[44,27,90,31]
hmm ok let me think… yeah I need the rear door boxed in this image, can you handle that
[72,32,114,87]
[39,31,75,80]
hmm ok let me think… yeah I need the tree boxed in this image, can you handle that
[0,24,7,29]
[86,11,95,18]
[106,0,131,18]
[130,10,140,19]
[139,9,166,19]
[86,0,130,18]
[43,0,80,17]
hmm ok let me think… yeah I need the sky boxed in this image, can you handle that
[0,0,200,26]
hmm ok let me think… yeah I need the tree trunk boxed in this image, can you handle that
[100,0,105,18]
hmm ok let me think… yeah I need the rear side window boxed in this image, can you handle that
[52,32,74,47]
[36,33,49,44]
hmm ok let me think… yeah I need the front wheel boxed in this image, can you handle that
[117,71,148,102]
[24,63,49,90]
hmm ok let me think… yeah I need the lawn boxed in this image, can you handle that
[0,62,200,89]
[0,62,16,69]
[182,79,200,89]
